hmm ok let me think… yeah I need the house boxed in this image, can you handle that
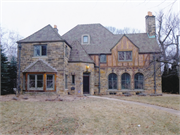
[17,12,162,95]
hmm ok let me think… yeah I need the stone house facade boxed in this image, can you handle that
[17,12,162,95]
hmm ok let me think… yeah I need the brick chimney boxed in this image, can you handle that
[54,25,58,32]
[145,11,156,37]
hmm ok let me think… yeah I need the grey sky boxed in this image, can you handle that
[1,0,179,38]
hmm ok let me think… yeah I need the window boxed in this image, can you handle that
[108,73,117,89]
[72,75,75,84]
[34,45,47,56]
[100,55,106,63]
[65,46,68,57]
[65,75,68,89]
[118,51,132,61]
[134,73,144,89]
[23,74,26,90]
[121,73,131,89]
[46,75,54,90]
[28,74,43,90]
[83,36,88,43]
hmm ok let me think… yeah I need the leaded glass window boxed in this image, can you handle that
[121,73,131,89]
[108,73,117,89]
[134,73,144,89]
[118,51,132,61]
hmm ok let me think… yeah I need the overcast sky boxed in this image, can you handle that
[1,0,179,39]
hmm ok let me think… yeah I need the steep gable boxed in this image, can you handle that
[17,24,64,43]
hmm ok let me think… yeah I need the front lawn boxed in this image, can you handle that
[101,94,180,110]
[0,97,179,135]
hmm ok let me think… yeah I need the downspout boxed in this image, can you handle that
[17,43,22,96]
[153,53,156,94]
[98,54,100,94]
[63,42,65,92]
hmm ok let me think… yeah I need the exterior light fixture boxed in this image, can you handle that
[86,64,89,71]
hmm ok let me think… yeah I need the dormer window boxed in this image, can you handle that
[81,34,90,44]
[83,36,88,43]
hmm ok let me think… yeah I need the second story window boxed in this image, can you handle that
[83,36,88,43]
[34,45,47,56]
[65,46,68,57]
[118,51,132,61]
[100,55,106,63]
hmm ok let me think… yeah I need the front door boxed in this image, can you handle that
[83,75,89,94]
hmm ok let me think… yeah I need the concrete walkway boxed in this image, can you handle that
[89,96,180,116]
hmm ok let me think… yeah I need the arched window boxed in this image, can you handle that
[121,73,131,89]
[134,73,144,89]
[108,73,117,89]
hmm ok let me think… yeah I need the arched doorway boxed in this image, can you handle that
[134,73,144,89]
[108,73,117,89]
[121,73,131,89]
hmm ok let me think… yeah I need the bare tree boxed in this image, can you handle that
[106,26,141,34]
[156,10,180,71]
[0,25,23,60]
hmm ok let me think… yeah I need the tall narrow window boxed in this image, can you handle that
[46,75,54,90]
[65,46,68,57]
[65,75,68,89]
[72,75,75,84]
[108,73,117,89]
[134,73,144,89]
[121,73,131,89]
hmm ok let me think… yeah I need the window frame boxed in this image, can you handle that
[65,74,68,89]
[46,74,55,90]
[100,54,107,63]
[72,75,75,85]
[34,45,47,57]
[28,74,44,90]
[118,51,132,61]
[81,34,90,44]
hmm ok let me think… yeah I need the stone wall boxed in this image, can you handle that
[67,63,94,95]
[17,41,71,94]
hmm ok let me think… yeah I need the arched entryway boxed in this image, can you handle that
[108,73,117,89]
[134,73,144,89]
[121,73,131,89]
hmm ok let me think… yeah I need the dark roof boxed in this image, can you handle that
[69,40,94,63]
[23,59,57,72]
[62,23,160,54]
[18,24,69,44]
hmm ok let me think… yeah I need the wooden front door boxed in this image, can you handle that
[83,75,89,94]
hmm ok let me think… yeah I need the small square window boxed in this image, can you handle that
[83,36,88,43]
[100,55,106,63]
[34,45,47,56]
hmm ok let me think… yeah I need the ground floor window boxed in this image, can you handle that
[134,73,144,89]
[46,75,54,90]
[108,73,117,89]
[26,73,56,91]
[65,74,68,89]
[121,73,131,89]
[28,74,43,90]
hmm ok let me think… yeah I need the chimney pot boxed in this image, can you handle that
[148,11,152,16]
[54,25,57,28]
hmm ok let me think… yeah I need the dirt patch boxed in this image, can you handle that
[0,94,88,102]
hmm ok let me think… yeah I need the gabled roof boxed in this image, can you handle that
[18,24,66,44]
[69,40,94,63]
[62,23,161,54]
[23,59,57,72]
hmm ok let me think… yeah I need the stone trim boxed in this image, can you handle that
[22,59,57,72]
